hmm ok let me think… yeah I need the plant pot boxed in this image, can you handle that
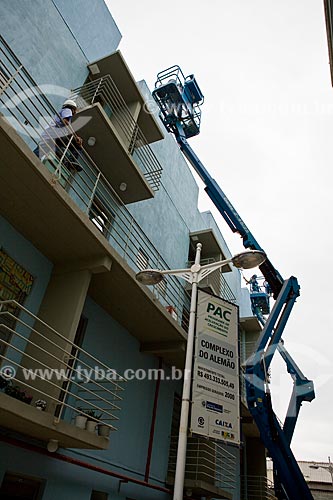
[98,425,111,438]
[86,420,97,433]
[75,415,87,429]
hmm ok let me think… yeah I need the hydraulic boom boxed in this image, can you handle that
[152,65,315,500]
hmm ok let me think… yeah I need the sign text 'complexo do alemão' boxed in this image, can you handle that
[190,289,240,444]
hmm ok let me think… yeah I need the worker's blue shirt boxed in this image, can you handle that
[40,107,73,142]
[53,107,73,127]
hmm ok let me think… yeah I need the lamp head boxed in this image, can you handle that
[136,269,164,286]
[231,250,266,269]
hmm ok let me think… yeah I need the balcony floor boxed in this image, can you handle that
[167,475,233,499]
[75,104,154,204]
[0,393,108,449]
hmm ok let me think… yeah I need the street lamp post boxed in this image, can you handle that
[136,245,266,500]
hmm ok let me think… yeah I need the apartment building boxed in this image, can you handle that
[0,1,267,499]
[268,460,333,500]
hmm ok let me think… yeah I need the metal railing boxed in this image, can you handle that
[70,76,163,191]
[188,257,236,303]
[241,475,277,500]
[0,35,191,331]
[0,300,125,433]
[240,340,258,365]
[168,435,236,494]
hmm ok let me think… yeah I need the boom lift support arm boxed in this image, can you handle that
[152,66,315,500]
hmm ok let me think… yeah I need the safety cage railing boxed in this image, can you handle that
[153,64,204,139]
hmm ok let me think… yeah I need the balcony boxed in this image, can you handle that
[0,36,241,369]
[0,36,191,366]
[189,230,232,273]
[241,476,277,500]
[87,50,163,144]
[167,435,236,499]
[0,301,125,450]
[70,75,163,203]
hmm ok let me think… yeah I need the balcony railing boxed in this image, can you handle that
[240,340,258,365]
[168,435,236,496]
[70,76,162,191]
[241,475,277,500]
[0,300,125,435]
[188,257,236,303]
[0,35,191,331]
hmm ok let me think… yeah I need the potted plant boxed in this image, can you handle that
[85,410,102,433]
[75,407,88,429]
[35,399,47,411]
[98,423,111,438]
[20,390,33,404]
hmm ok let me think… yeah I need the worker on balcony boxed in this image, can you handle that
[38,99,83,172]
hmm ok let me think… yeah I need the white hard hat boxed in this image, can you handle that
[63,99,77,109]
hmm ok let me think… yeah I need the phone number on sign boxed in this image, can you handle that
[197,370,234,389]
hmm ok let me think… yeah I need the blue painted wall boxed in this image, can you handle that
[0,216,53,374]
[52,0,122,62]
[0,215,53,316]
[0,439,171,500]
[0,0,121,110]
[74,296,180,488]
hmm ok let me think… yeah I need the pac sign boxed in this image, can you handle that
[207,303,231,322]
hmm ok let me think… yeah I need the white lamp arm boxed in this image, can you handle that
[159,268,194,284]
[196,258,233,282]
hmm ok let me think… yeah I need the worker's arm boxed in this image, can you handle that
[62,117,83,147]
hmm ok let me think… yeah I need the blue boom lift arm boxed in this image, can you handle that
[152,66,315,500]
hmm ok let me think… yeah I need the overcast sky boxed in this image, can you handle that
[106,0,333,462]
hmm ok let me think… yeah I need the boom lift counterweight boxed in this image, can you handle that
[153,66,315,500]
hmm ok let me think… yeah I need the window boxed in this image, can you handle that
[90,492,108,500]
[136,248,149,271]
[89,197,115,236]
[0,472,44,499]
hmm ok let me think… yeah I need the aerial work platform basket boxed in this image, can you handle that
[153,65,204,139]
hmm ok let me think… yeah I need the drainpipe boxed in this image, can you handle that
[145,357,163,482]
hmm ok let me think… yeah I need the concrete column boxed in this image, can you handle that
[37,268,91,341]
